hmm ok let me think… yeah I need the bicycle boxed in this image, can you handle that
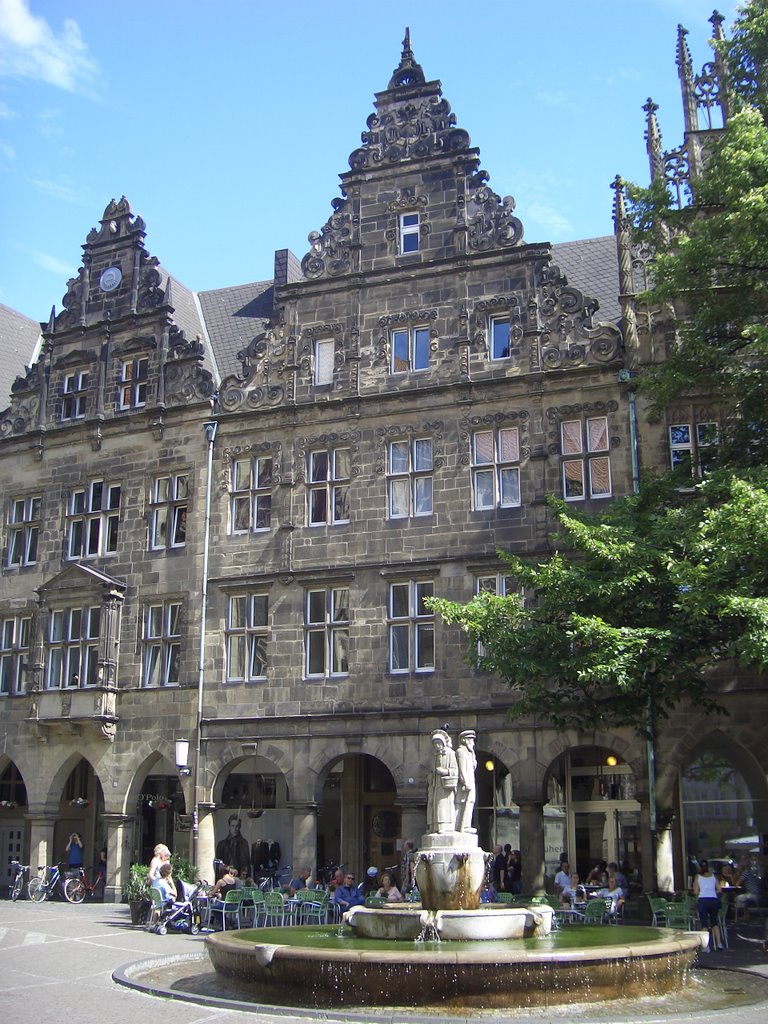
[9,860,30,900]
[63,866,105,904]
[28,863,73,903]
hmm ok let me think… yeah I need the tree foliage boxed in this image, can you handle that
[431,472,768,736]
[628,1,768,468]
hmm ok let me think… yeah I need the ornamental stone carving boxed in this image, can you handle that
[467,171,524,251]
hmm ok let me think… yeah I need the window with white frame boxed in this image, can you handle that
[489,315,512,360]
[472,427,520,509]
[150,474,188,549]
[475,574,518,660]
[225,594,269,682]
[230,456,272,533]
[391,326,430,373]
[669,422,718,478]
[561,417,612,501]
[0,616,30,695]
[67,481,121,559]
[308,449,350,525]
[388,437,433,518]
[142,601,182,687]
[62,371,89,420]
[7,495,40,567]
[46,606,100,688]
[304,587,349,678]
[117,356,148,410]
[399,211,420,254]
[389,579,435,673]
[314,338,335,385]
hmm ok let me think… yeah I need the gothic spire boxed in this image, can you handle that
[387,26,427,89]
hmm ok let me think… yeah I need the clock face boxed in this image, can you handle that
[371,810,400,838]
[99,266,122,292]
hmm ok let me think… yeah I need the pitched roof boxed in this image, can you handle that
[552,236,621,325]
[0,303,42,412]
[197,280,274,382]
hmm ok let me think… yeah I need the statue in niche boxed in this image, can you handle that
[455,729,477,833]
[426,728,458,834]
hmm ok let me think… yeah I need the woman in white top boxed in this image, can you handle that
[693,859,723,950]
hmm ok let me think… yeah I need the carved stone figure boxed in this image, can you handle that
[426,728,458,834]
[455,729,477,833]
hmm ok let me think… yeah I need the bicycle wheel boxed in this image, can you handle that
[11,874,23,901]
[28,877,47,902]
[64,877,86,904]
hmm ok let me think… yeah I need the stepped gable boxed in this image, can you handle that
[1,198,215,442]
[300,29,524,281]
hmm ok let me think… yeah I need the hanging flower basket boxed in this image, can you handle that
[0,800,18,809]
[148,799,170,811]
[69,797,89,807]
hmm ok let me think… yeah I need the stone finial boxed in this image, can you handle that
[643,98,664,183]
[388,26,426,89]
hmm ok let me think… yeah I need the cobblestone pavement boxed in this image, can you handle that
[1,899,767,1024]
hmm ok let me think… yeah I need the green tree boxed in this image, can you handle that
[629,1,768,468]
[430,472,768,737]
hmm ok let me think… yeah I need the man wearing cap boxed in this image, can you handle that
[455,729,477,833]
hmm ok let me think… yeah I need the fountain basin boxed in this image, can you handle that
[344,901,553,940]
[205,925,706,1009]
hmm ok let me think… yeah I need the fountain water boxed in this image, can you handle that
[205,726,705,1010]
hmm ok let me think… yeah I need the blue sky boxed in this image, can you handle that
[0,0,738,322]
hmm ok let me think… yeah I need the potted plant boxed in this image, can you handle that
[123,863,150,925]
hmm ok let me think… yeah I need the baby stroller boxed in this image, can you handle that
[147,880,206,935]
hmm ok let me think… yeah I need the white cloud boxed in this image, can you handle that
[0,0,98,92]
[31,177,86,203]
[0,99,16,118]
[0,139,15,160]
[525,202,574,240]
[32,250,75,276]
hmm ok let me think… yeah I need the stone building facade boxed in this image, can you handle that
[0,21,765,901]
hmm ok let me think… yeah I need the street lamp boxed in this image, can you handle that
[175,738,191,776]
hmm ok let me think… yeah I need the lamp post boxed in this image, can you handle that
[175,738,191,777]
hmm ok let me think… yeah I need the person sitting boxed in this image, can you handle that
[607,861,629,898]
[151,862,177,908]
[554,859,571,896]
[287,867,312,895]
[560,873,586,907]
[210,864,239,899]
[375,872,403,903]
[597,875,626,918]
[333,871,365,911]
[586,861,607,886]
[735,860,763,919]
[328,868,345,891]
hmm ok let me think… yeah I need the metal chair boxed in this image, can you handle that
[582,898,608,924]
[717,899,729,948]
[146,888,165,930]
[299,889,330,924]
[264,890,286,926]
[239,887,265,927]
[647,895,669,927]
[664,902,695,930]
[210,888,243,931]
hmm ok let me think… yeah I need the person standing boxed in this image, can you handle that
[693,859,723,951]
[400,839,416,895]
[66,832,84,872]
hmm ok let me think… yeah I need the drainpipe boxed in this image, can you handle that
[192,419,218,868]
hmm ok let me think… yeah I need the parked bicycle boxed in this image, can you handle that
[28,863,74,903]
[63,866,104,904]
[9,860,30,900]
[257,866,292,892]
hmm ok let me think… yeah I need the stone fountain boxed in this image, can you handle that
[205,726,705,1010]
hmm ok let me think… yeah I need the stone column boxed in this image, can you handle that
[518,801,546,895]
[27,814,56,875]
[196,803,217,881]
[290,803,318,877]
[102,813,132,904]
[655,810,676,896]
